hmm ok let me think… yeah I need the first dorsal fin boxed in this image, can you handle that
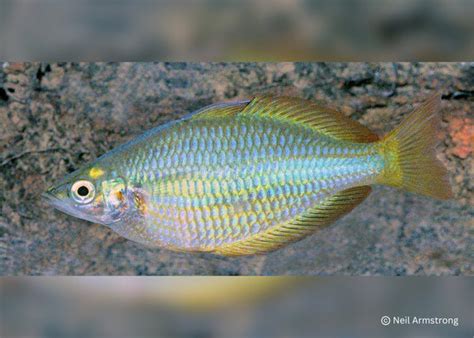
[239,96,379,143]
[189,100,250,120]
[214,186,372,256]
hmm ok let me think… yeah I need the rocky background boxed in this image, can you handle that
[0,62,472,275]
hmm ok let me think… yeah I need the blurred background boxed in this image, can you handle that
[1,277,473,337]
[1,3,473,338]
[0,62,472,275]
[0,0,473,61]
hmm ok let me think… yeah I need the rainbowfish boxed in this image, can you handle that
[43,95,452,255]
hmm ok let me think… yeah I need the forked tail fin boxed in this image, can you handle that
[377,94,453,199]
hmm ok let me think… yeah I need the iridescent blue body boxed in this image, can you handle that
[94,106,382,251]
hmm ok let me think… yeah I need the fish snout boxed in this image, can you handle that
[41,190,63,207]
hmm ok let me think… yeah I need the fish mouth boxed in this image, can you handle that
[41,191,62,207]
[41,191,81,218]
[42,191,105,225]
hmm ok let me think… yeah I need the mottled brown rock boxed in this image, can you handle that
[1,62,472,275]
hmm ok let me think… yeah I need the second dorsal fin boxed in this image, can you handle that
[239,96,379,143]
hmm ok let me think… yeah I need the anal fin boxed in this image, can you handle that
[214,186,372,256]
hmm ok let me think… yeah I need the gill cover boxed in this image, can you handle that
[101,177,128,224]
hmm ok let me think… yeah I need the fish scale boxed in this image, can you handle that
[107,115,383,249]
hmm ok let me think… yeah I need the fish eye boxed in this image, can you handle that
[77,185,89,196]
[71,180,95,204]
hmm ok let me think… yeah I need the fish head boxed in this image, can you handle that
[43,165,129,225]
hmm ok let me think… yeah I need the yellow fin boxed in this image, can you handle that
[190,100,249,120]
[239,96,379,143]
[377,94,453,200]
[214,186,372,256]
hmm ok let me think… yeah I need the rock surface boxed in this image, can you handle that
[1,62,472,275]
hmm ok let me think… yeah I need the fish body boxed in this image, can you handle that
[44,95,452,255]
